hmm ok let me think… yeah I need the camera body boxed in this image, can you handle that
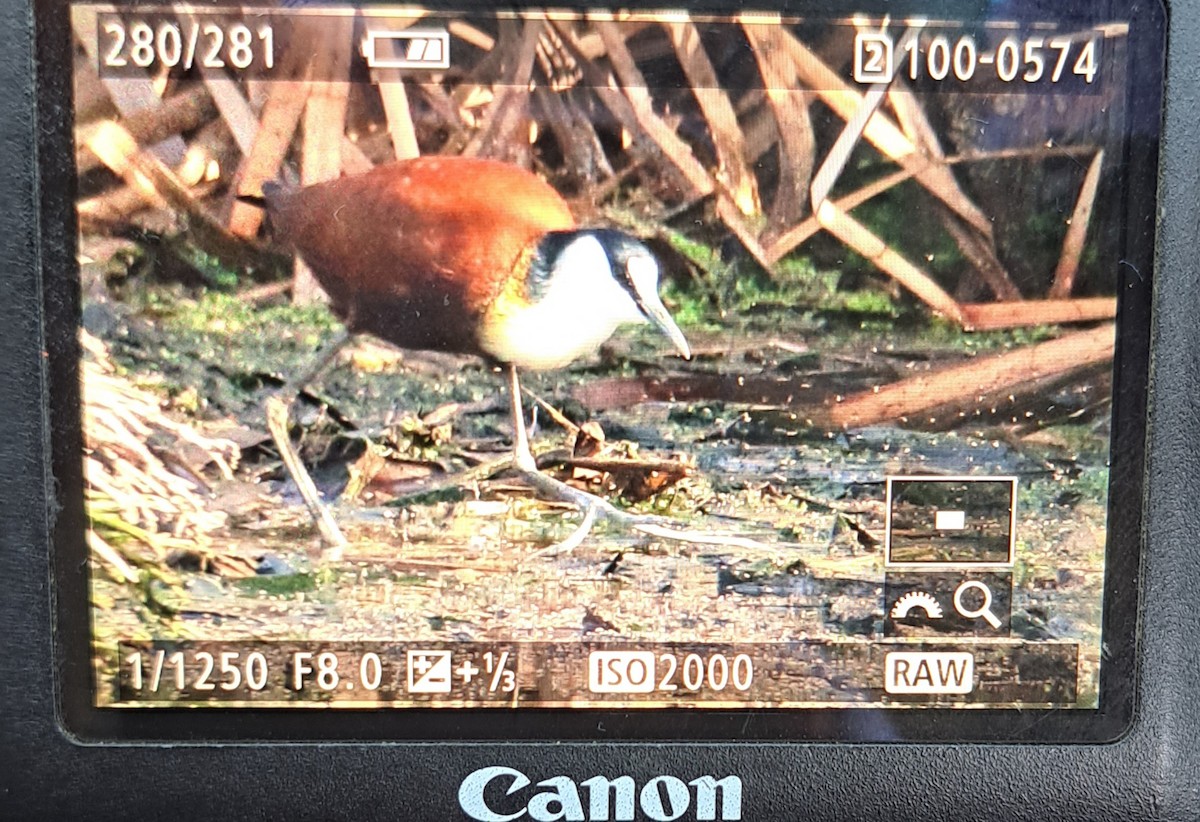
[4,0,1199,817]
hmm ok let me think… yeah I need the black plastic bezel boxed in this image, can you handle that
[12,0,1200,815]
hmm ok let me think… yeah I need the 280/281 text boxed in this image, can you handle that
[98,15,275,74]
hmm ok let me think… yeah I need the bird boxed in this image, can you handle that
[258,155,691,552]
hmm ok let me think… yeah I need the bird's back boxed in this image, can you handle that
[264,157,577,354]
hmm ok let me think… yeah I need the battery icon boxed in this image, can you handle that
[362,28,450,70]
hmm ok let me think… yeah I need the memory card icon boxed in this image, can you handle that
[854,32,895,83]
[362,29,451,70]
[406,650,453,693]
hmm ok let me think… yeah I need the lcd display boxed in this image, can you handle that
[52,0,1162,738]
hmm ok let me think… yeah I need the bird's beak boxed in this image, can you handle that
[641,294,692,360]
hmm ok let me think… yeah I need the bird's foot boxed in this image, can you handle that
[515,466,650,558]
[513,465,625,521]
[513,465,773,554]
[528,504,599,559]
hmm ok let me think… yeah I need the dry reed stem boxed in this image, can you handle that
[81,331,241,580]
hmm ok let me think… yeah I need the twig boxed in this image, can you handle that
[85,121,264,271]
[521,387,580,436]
[764,144,1097,265]
[742,22,814,233]
[87,531,140,584]
[238,281,292,305]
[76,85,215,175]
[813,200,966,324]
[666,19,760,216]
[1051,150,1105,298]
[553,456,689,475]
[295,14,354,304]
[959,298,1115,330]
[777,28,992,237]
[264,395,348,559]
[228,21,319,238]
[826,323,1115,428]
[366,18,423,160]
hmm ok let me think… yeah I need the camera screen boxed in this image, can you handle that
[57,0,1161,735]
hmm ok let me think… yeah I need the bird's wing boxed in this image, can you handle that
[267,157,577,313]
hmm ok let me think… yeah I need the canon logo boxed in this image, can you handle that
[458,766,743,821]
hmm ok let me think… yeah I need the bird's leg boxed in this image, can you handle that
[507,366,623,522]
[265,330,355,561]
[505,368,780,555]
[282,329,356,401]
[265,398,347,560]
[508,365,538,474]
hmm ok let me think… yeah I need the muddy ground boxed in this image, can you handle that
[85,283,1110,708]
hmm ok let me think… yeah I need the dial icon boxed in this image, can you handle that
[890,591,944,620]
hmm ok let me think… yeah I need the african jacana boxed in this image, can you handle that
[261,156,691,549]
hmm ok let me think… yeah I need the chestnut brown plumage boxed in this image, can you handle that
[261,156,690,549]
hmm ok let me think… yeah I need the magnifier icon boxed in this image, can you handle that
[953,580,1002,628]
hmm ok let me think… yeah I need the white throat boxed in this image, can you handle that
[478,234,648,370]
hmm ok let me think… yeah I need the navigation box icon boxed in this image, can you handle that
[885,476,1018,567]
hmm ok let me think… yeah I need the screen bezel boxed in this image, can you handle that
[40,0,1164,743]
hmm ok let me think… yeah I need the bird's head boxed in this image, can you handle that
[530,229,692,361]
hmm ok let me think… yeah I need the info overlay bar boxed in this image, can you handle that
[112,640,1079,708]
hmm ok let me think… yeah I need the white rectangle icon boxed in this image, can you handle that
[407,650,453,693]
[588,651,657,693]
[362,29,450,70]
[935,509,967,530]
[884,652,974,694]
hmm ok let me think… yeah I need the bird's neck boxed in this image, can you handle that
[476,233,646,370]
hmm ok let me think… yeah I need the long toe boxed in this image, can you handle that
[512,464,773,552]
[512,464,625,520]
